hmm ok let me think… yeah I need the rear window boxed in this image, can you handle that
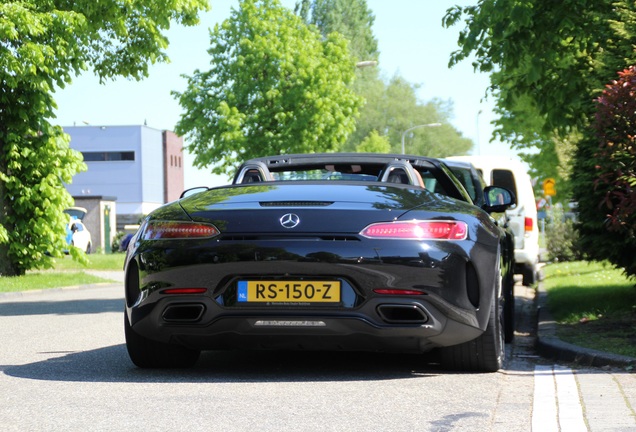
[417,169,449,196]
[64,208,87,220]
[491,169,518,198]
[271,169,377,182]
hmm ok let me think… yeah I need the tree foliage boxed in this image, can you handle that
[295,0,378,62]
[297,0,472,156]
[344,75,472,156]
[174,0,363,176]
[444,0,636,276]
[442,0,636,174]
[573,67,636,278]
[443,0,635,138]
[355,130,390,153]
[594,67,636,234]
[0,0,208,276]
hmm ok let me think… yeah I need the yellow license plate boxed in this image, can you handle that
[237,280,341,303]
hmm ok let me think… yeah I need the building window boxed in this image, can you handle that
[82,151,135,162]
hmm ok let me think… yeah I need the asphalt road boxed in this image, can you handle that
[0,282,634,431]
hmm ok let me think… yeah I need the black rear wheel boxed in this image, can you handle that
[124,313,200,368]
[440,277,504,372]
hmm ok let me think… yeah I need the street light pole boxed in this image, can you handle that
[401,123,442,154]
[355,60,378,68]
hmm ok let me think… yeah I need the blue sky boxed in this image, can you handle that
[53,0,517,189]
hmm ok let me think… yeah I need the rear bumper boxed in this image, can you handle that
[127,294,484,353]
[125,237,498,354]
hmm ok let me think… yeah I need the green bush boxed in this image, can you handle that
[545,206,583,262]
[572,66,636,279]
[111,231,126,253]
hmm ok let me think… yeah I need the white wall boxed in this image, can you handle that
[64,125,165,214]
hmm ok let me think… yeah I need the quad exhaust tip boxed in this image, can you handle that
[162,304,205,322]
[377,304,429,324]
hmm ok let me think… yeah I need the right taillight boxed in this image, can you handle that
[525,217,533,232]
[360,220,468,240]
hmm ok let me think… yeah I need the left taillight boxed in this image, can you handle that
[360,220,468,240]
[141,221,220,240]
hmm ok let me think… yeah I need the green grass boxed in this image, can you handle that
[543,261,636,358]
[52,253,125,271]
[0,253,125,293]
[0,272,110,292]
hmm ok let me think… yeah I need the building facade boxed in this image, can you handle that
[64,125,184,230]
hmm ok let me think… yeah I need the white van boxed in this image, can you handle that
[447,155,540,285]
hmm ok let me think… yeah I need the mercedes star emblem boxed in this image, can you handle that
[280,213,300,229]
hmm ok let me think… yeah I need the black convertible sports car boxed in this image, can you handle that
[123,153,515,371]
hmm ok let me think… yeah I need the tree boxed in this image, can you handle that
[573,67,636,278]
[342,75,473,156]
[0,0,209,276]
[295,0,379,62]
[443,1,634,137]
[442,0,636,167]
[443,0,636,275]
[355,130,390,153]
[297,0,471,156]
[174,0,363,176]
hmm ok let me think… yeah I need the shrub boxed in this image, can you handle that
[111,231,127,253]
[572,66,636,279]
[545,206,583,262]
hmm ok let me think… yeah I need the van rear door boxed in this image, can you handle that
[490,169,526,250]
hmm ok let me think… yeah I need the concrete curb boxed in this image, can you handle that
[535,285,636,369]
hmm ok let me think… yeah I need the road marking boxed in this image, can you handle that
[554,365,588,431]
[532,365,587,432]
[533,365,559,431]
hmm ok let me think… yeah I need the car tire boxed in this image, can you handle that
[124,313,200,368]
[85,243,91,254]
[440,280,504,372]
[522,263,536,286]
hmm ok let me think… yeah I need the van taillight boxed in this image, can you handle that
[525,217,533,232]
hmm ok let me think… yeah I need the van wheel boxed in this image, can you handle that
[503,273,515,343]
[522,264,536,286]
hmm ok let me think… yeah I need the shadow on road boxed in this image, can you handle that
[2,346,450,384]
[1,283,535,384]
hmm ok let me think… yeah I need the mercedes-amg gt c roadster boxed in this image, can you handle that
[123,153,515,371]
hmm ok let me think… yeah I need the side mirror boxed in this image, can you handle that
[482,186,516,213]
